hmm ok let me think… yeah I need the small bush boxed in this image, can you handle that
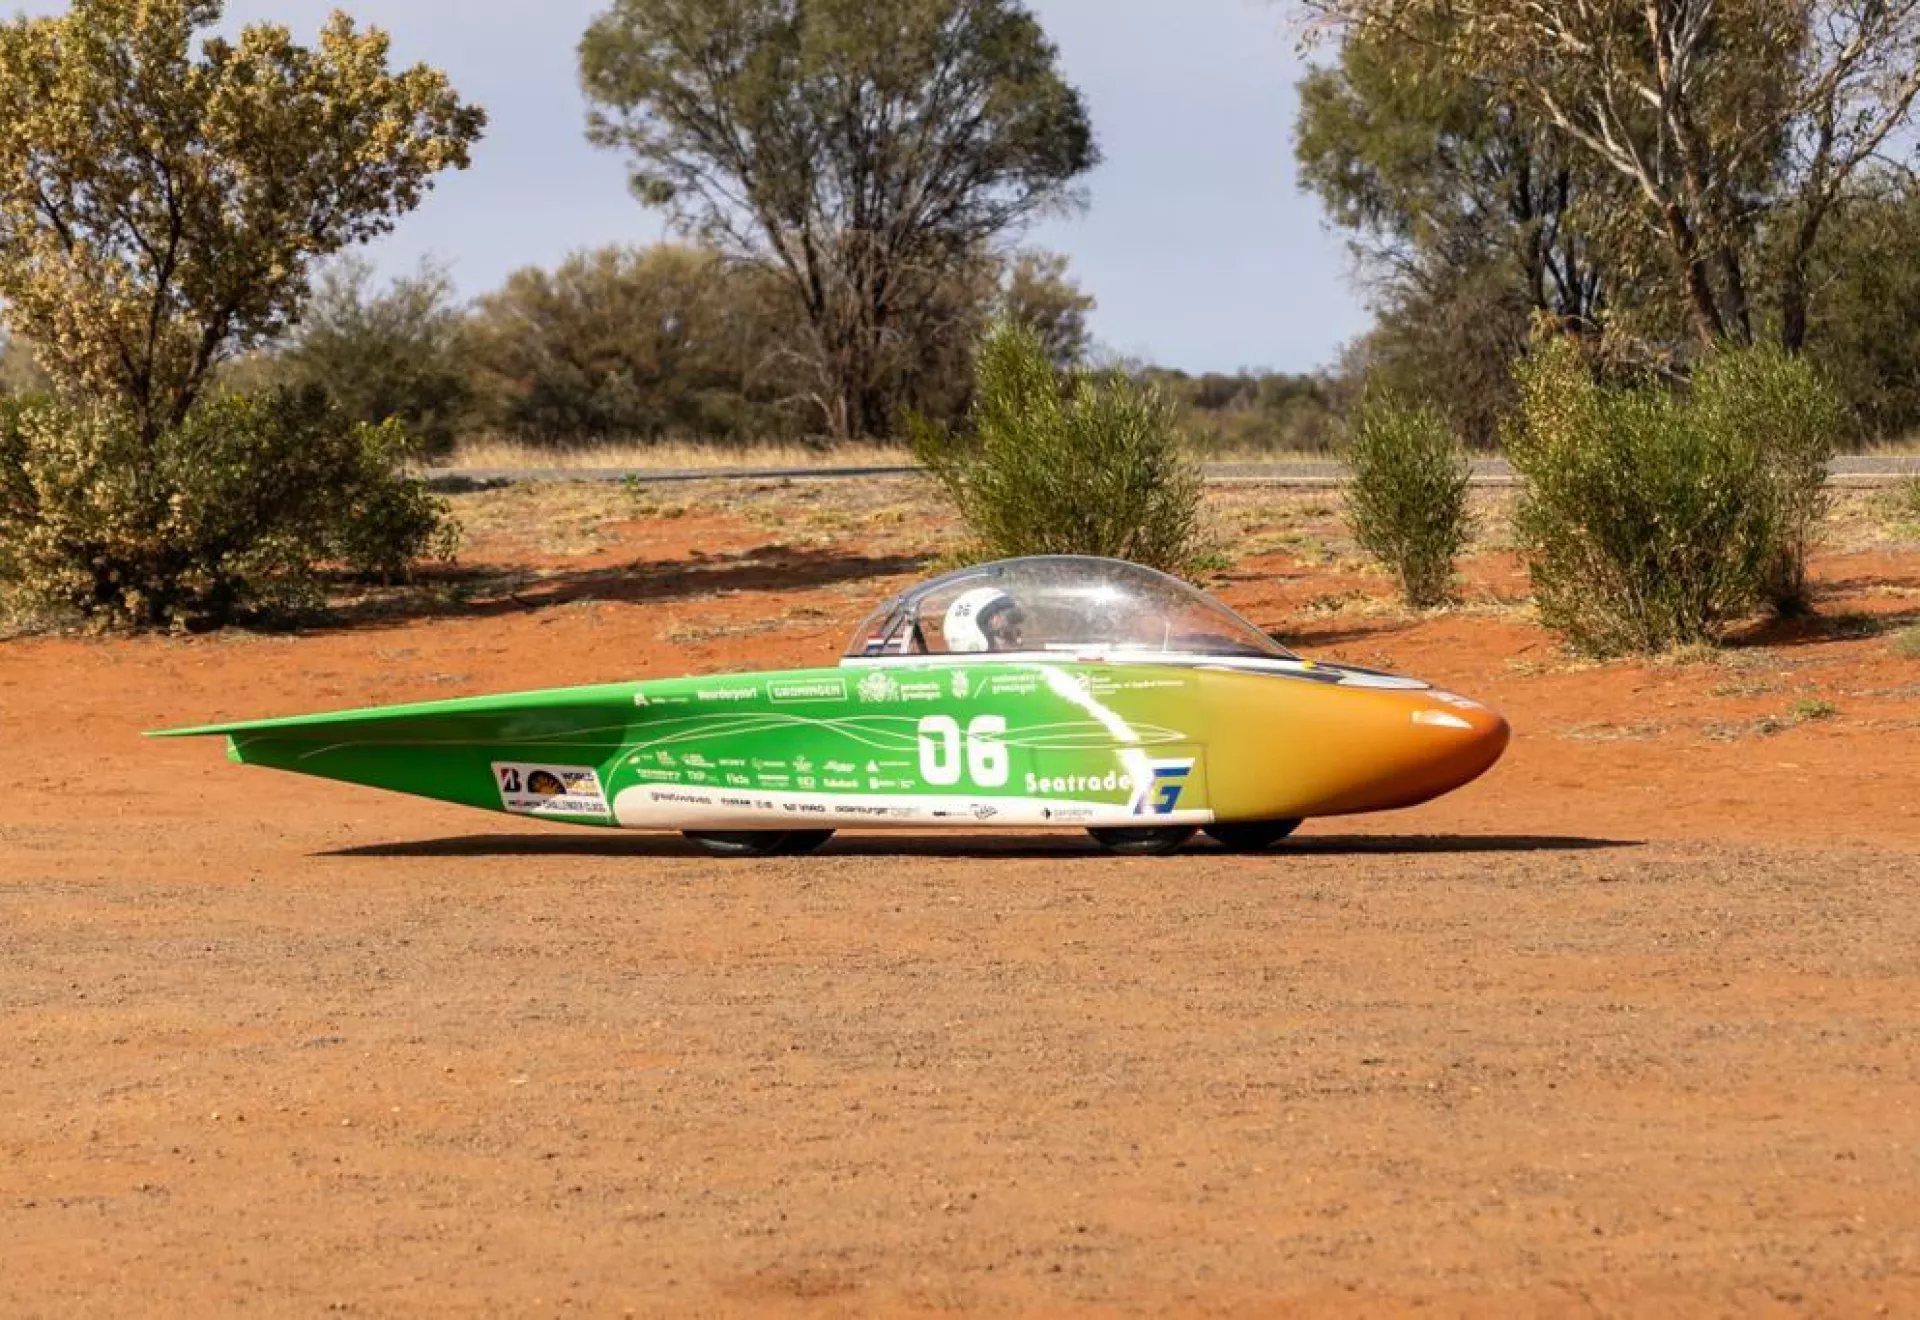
[1342,392,1472,607]
[1504,337,1842,655]
[912,321,1204,574]
[0,388,455,631]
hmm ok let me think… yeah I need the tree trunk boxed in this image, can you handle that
[1663,203,1726,345]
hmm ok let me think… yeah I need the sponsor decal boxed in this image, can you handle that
[822,777,860,790]
[898,680,943,701]
[950,671,971,700]
[856,671,901,704]
[694,686,758,703]
[655,751,677,767]
[725,774,751,786]
[795,776,816,789]
[1041,806,1095,823]
[636,768,681,783]
[770,678,848,703]
[752,758,788,772]
[988,674,1038,696]
[1026,769,1136,796]
[758,774,793,789]
[682,753,712,769]
[824,760,858,774]
[650,789,713,807]
[1131,758,1196,816]
[494,762,611,819]
[632,692,649,707]
[970,804,999,820]
[719,758,748,768]
[793,756,813,774]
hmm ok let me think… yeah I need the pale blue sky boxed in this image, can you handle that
[13,0,1370,373]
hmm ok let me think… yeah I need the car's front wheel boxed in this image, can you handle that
[1086,825,1196,856]
[682,830,832,858]
[1203,819,1302,852]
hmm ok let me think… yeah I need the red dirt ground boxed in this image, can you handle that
[3,482,1918,1316]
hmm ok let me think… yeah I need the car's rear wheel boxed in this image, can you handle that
[683,830,826,858]
[1203,819,1303,852]
[1086,825,1196,856]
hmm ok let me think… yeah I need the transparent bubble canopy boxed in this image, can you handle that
[843,556,1295,661]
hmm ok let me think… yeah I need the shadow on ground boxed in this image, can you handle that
[315,543,929,632]
[324,832,1641,862]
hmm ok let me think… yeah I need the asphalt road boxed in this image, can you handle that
[431,455,1920,490]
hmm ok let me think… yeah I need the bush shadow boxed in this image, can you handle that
[311,542,930,633]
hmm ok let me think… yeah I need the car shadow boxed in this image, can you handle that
[322,831,1640,861]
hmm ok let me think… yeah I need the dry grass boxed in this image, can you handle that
[442,438,914,472]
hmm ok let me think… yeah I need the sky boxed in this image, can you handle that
[12,0,1372,375]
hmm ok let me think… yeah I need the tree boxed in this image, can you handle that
[0,0,485,443]
[1302,0,1920,353]
[579,0,1098,440]
[1295,21,1620,440]
[998,248,1094,368]
[462,244,810,445]
[1804,181,1920,440]
[275,257,473,458]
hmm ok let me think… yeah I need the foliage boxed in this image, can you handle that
[1805,184,1920,442]
[0,389,455,631]
[581,0,1097,440]
[462,245,811,446]
[1296,17,1616,442]
[998,250,1095,369]
[1504,336,1842,655]
[1303,0,1920,355]
[1144,368,1341,454]
[0,0,484,443]
[273,258,473,459]
[1685,344,1843,615]
[913,321,1204,574]
[1342,392,1472,607]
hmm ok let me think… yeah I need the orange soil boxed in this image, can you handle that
[3,490,1917,1315]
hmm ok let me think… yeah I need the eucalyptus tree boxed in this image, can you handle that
[580,0,1098,440]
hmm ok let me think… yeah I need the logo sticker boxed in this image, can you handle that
[1131,758,1196,816]
[770,678,848,703]
[493,762,612,818]
[857,672,901,704]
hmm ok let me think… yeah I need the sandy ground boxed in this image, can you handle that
[3,480,1919,1316]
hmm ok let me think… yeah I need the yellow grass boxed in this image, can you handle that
[441,437,1341,472]
[442,438,914,471]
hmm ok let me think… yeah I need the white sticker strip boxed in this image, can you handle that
[492,762,612,819]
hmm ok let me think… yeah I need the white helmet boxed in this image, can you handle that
[944,586,1021,653]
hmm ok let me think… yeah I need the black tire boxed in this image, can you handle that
[1086,825,1197,856]
[1203,819,1303,852]
[683,830,801,858]
[773,829,835,855]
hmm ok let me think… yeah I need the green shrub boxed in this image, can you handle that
[1342,392,1472,607]
[0,388,456,631]
[913,321,1204,574]
[1687,347,1842,614]
[273,257,474,460]
[1504,337,1843,655]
